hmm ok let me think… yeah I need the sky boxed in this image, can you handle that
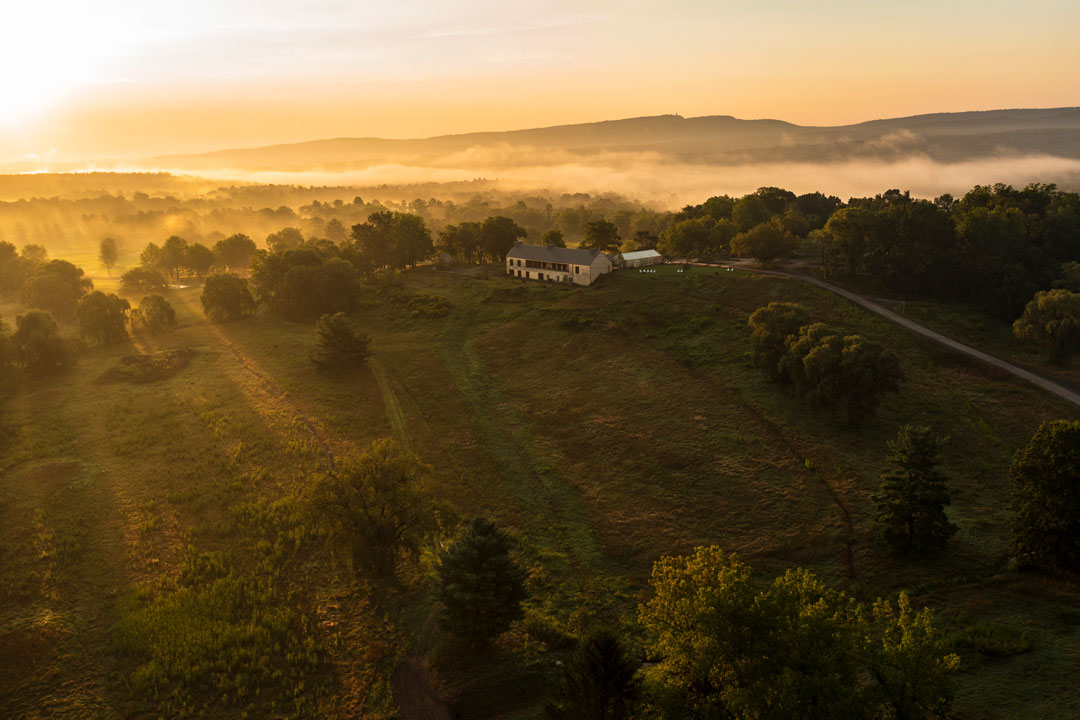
[1,0,1078,165]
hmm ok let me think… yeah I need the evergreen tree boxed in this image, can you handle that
[545,630,640,720]
[310,312,371,372]
[436,518,528,644]
[872,425,957,555]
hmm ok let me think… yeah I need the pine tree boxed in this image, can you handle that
[872,425,957,555]
[310,312,371,372]
[545,630,640,720]
[436,518,528,644]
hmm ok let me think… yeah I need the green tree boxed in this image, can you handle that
[480,216,528,262]
[732,194,770,231]
[541,229,566,247]
[120,266,168,295]
[311,312,371,372]
[872,425,957,555]
[184,242,217,278]
[22,260,93,319]
[77,291,130,345]
[99,236,119,275]
[824,207,879,273]
[730,219,796,265]
[1010,419,1080,571]
[159,235,189,279]
[638,546,957,719]
[545,630,640,720]
[129,294,176,334]
[580,219,621,255]
[214,234,258,273]
[313,438,436,578]
[11,310,78,376]
[436,517,528,644]
[200,273,255,322]
[266,226,304,253]
[140,242,164,272]
[747,302,811,382]
[1013,289,1080,365]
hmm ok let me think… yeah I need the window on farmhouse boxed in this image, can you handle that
[575,266,580,274]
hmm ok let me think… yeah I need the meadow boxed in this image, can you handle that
[1,259,1078,718]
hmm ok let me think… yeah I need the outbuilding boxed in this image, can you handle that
[620,249,663,268]
[505,244,614,286]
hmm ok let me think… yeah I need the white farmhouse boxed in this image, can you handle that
[505,243,614,286]
[620,249,663,268]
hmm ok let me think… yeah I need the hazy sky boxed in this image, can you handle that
[2,0,1078,164]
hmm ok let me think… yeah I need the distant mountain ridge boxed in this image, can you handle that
[143,108,1080,173]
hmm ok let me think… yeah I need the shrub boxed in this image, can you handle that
[407,293,450,318]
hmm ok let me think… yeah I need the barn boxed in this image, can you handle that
[505,244,614,286]
[620,249,663,268]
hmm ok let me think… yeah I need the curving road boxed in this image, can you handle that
[723,262,1080,409]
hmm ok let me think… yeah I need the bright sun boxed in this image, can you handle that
[0,4,122,123]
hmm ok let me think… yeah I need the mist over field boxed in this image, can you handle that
[8,109,1080,208]
[157,152,1080,209]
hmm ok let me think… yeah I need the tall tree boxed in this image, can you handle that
[872,425,957,555]
[480,216,528,261]
[824,207,879,273]
[580,219,621,255]
[436,518,528,644]
[1010,419,1080,572]
[98,236,119,275]
[313,438,436,578]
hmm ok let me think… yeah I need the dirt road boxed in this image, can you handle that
[726,262,1080,409]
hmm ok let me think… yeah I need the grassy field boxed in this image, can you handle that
[1,260,1078,718]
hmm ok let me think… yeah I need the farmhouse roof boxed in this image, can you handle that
[621,249,662,261]
[506,243,609,264]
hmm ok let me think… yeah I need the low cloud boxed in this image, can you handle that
[155,149,1080,208]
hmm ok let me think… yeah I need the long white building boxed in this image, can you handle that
[505,244,614,286]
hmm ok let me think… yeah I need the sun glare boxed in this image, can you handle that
[0,4,126,122]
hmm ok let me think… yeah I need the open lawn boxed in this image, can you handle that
[1,262,1078,718]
